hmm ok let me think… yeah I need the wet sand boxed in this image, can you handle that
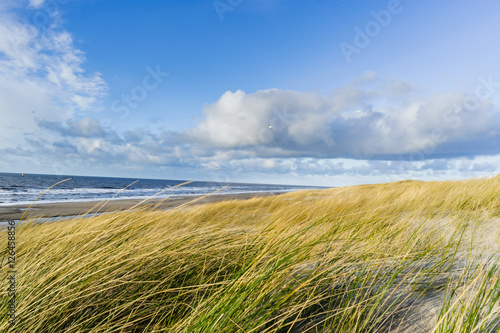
[0,192,279,222]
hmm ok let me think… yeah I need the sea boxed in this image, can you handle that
[0,173,322,206]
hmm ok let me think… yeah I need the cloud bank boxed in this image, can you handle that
[19,73,500,184]
[0,2,498,185]
[188,74,500,160]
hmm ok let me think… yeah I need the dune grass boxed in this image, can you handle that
[1,175,500,332]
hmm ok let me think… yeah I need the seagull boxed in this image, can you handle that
[268,124,273,130]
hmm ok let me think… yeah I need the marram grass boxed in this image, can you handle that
[1,175,500,332]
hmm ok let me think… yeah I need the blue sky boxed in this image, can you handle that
[0,0,499,186]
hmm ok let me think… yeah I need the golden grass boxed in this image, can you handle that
[1,175,500,332]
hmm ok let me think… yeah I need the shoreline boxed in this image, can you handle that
[0,191,281,222]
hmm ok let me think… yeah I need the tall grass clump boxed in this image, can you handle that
[1,175,499,332]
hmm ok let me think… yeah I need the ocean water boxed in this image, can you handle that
[0,173,321,206]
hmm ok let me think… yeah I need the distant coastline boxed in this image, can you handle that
[0,191,282,222]
[0,172,321,207]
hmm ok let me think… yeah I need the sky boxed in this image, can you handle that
[0,0,499,186]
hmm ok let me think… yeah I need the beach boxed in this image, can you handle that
[1,176,499,331]
[0,191,278,222]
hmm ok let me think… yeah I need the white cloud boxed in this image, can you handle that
[17,71,499,184]
[0,1,497,186]
[0,2,107,148]
[28,0,46,9]
[187,76,500,160]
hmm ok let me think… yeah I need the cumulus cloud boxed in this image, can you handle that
[17,71,499,183]
[0,0,497,184]
[187,75,500,160]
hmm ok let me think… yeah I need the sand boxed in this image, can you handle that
[0,192,279,222]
